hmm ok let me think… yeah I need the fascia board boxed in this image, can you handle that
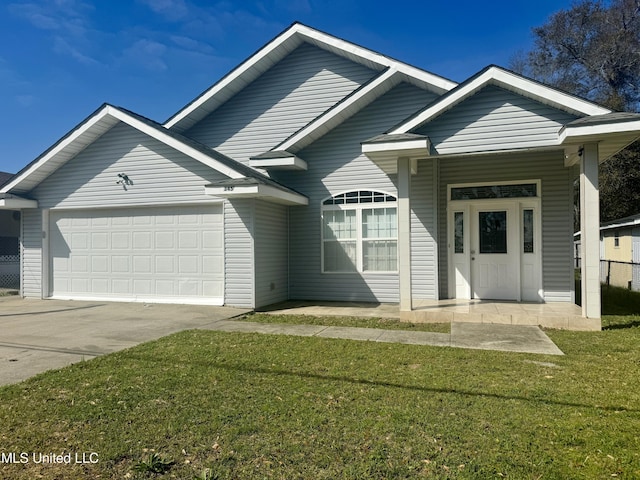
[1,105,118,194]
[490,69,611,117]
[165,23,457,132]
[0,196,38,208]
[204,184,308,205]
[391,67,611,134]
[600,218,640,231]
[559,119,640,144]
[390,71,493,134]
[2,105,246,195]
[164,26,301,130]
[249,156,308,170]
[109,108,244,179]
[296,24,457,92]
[277,68,400,152]
[362,138,430,154]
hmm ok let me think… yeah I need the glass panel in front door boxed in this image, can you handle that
[478,211,507,254]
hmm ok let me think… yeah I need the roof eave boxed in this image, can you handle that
[0,194,38,209]
[391,66,611,134]
[204,183,308,206]
[163,23,457,134]
[2,104,248,196]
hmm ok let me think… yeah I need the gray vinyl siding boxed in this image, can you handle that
[418,85,579,155]
[31,123,227,209]
[411,159,438,300]
[21,209,42,298]
[185,43,378,165]
[224,199,255,308]
[254,201,288,308]
[438,151,574,301]
[276,83,439,303]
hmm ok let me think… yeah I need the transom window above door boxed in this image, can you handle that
[450,183,538,201]
[321,191,397,273]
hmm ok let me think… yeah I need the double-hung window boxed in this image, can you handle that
[321,191,397,273]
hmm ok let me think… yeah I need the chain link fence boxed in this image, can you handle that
[0,254,19,289]
[575,257,640,291]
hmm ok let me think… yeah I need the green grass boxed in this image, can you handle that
[601,284,640,318]
[1,312,640,479]
[240,312,451,333]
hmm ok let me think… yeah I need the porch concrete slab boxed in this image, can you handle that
[450,322,564,355]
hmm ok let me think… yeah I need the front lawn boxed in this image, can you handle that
[241,312,451,333]
[1,314,639,479]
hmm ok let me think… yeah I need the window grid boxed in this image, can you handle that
[322,192,397,273]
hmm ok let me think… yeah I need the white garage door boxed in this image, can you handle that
[50,205,224,304]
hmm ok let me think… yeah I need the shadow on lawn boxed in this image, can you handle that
[127,351,639,414]
[575,278,640,330]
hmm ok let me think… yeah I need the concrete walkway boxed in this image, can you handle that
[0,297,563,386]
[201,318,564,356]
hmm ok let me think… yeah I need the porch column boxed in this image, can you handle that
[398,157,412,311]
[580,143,601,319]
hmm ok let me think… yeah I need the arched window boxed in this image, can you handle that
[321,191,397,273]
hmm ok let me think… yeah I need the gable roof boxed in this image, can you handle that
[0,172,14,188]
[389,65,611,134]
[164,22,457,133]
[600,213,640,232]
[1,104,305,203]
[263,67,441,155]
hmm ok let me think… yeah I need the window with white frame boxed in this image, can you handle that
[321,191,397,273]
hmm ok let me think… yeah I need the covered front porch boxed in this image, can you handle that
[258,299,584,331]
[362,114,640,332]
[405,298,588,330]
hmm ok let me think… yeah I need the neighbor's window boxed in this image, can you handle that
[322,191,397,273]
[614,231,620,248]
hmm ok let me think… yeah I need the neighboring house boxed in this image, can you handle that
[600,214,640,290]
[1,23,640,329]
[0,171,20,288]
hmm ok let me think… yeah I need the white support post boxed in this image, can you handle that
[398,157,412,311]
[580,143,601,319]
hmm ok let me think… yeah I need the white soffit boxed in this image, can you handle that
[3,105,245,196]
[1,108,120,195]
[559,118,640,144]
[163,23,457,133]
[391,66,611,134]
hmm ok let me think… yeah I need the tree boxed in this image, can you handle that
[512,0,640,222]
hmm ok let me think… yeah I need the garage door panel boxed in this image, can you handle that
[133,256,152,273]
[50,205,224,304]
[92,232,109,249]
[178,231,198,249]
[92,256,109,273]
[133,232,151,249]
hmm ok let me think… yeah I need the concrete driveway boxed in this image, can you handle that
[0,296,249,386]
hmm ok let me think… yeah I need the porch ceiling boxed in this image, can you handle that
[560,113,640,165]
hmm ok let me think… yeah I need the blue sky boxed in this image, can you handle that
[0,0,576,175]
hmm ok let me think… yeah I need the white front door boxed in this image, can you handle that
[448,182,543,302]
[470,204,518,300]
